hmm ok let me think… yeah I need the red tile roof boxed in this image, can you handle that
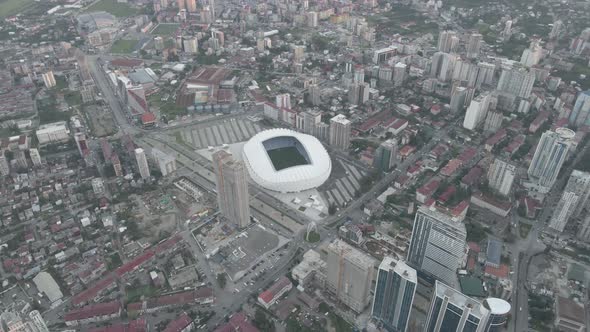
[461,167,483,187]
[457,147,477,163]
[468,242,481,253]
[89,319,148,332]
[440,159,463,177]
[417,179,440,197]
[163,313,192,332]
[116,251,155,277]
[258,276,292,305]
[141,112,156,125]
[72,276,116,305]
[485,264,510,279]
[214,312,259,332]
[65,301,121,323]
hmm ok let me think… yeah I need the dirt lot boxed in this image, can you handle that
[84,104,117,137]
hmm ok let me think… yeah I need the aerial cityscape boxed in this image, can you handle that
[0,0,588,331]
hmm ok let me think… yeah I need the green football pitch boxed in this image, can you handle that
[266,146,309,171]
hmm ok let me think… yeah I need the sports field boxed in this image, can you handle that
[0,0,34,18]
[151,23,180,36]
[85,0,138,17]
[111,39,139,53]
[267,146,309,171]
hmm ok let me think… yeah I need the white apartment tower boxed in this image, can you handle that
[42,71,56,88]
[527,128,575,190]
[467,33,482,59]
[487,158,516,196]
[134,148,151,179]
[329,114,352,150]
[549,170,590,232]
[463,92,491,130]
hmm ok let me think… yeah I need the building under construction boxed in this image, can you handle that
[212,149,251,228]
[326,239,376,313]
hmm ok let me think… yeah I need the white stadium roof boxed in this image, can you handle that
[242,128,331,193]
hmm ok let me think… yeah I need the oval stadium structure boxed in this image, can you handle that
[242,128,332,193]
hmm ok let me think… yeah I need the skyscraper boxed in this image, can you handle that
[134,148,151,179]
[151,148,177,176]
[182,36,198,53]
[425,281,490,332]
[326,239,376,313]
[549,20,564,40]
[497,68,536,99]
[0,153,9,176]
[437,30,459,53]
[527,128,575,190]
[450,86,468,113]
[549,170,590,232]
[568,90,590,127]
[275,93,291,109]
[185,0,197,12]
[308,84,321,106]
[329,114,351,150]
[28,310,50,332]
[467,33,482,59]
[212,150,250,228]
[177,0,185,10]
[393,62,407,87]
[29,148,42,167]
[373,139,398,172]
[431,52,457,82]
[487,158,516,196]
[520,40,543,68]
[482,298,511,332]
[463,92,491,130]
[407,206,467,286]
[371,256,417,332]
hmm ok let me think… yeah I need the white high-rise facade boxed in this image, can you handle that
[407,206,467,287]
[497,68,536,99]
[329,114,351,150]
[437,30,459,53]
[527,128,575,190]
[42,71,56,88]
[275,93,291,109]
[549,170,590,232]
[568,90,590,127]
[0,154,9,176]
[134,148,151,179]
[151,148,177,176]
[463,92,491,130]
[487,158,516,196]
[467,33,482,59]
[212,150,250,228]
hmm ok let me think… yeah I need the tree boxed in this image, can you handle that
[216,273,226,289]
[328,204,337,215]
[253,309,275,332]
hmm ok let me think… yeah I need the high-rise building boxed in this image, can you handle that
[549,170,590,232]
[467,33,482,59]
[185,0,197,12]
[463,92,491,130]
[154,36,165,50]
[29,148,42,167]
[212,150,250,228]
[308,84,321,106]
[42,71,56,88]
[371,256,417,332]
[549,20,564,40]
[407,206,467,286]
[28,310,50,332]
[182,36,198,53]
[329,114,351,150]
[502,20,512,38]
[275,93,291,109]
[74,132,90,159]
[520,40,543,68]
[425,281,491,332]
[302,110,322,135]
[487,158,516,196]
[353,65,365,83]
[0,153,9,176]
[307,11,318,27]
[326,239,376,313]
[578,214,590,243]
[431,52,457,82]
[437,31,459,53]
[177,0,185,10]
[112,154,123,177]
[151,148,177,176]
[373,139,398,172]
[134,148,151,179]
[208,0,215,19]
[292,45,305,62]
[450,86,468,113]
[92,178,105,195]
[568,90,590,127]
[497,68,535,99]
[482,298,511,332]
[393,62,407,87]
[527,128,575,189]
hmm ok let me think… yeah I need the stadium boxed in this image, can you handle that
[242,129,332,193]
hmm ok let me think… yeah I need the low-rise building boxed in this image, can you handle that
[257,276,293,309]
[65,301,121,326]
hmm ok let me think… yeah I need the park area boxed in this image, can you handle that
[0,0,34,18]
[111,39,139,54]
[151,23,181,36]
[84,0,138,17]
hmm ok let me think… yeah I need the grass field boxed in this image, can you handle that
[111,39,139,54]
[151,23,180,36]
[267,146,309,171]
[85,0,138,17]
[0,0,35,18]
